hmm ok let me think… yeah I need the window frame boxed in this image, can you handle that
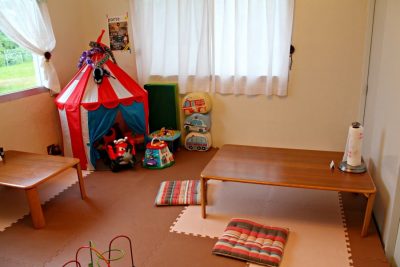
[0,86,49,103]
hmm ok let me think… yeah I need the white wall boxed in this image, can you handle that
[362,0,400,264]
[0,92,61,154]
[47,0,138,85]
[79,0,138,80]
[0,0,84,155]
[47,0,86,87]
[47,0,370,152]
[0,2,371,156]
[210,0,369,150]
[1,0,371,155]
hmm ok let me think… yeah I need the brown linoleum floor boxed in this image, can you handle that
[0,148,389,267]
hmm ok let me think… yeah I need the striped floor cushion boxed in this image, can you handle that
[155,180,201,206]
[212,218,289,267]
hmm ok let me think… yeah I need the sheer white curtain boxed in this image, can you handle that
[131,0,212,94]
[214,0,294,96]
[131,0,294,96]
[0,0,61,94]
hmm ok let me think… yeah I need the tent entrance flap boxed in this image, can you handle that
[88,103,146,168]
[88,106,118,168]
[119,102,146,134]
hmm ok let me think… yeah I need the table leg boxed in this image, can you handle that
[25,187,45,228]
[74,162,87,200]
[361,192,376,237]
[201,177,208,218]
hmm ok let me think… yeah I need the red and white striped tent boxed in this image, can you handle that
[55,41,148,170]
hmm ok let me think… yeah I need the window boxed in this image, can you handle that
[131,0,294,96]
[0,31,40,95]
[0,0,60,96]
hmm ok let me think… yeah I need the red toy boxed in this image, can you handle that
[106,136,136,172]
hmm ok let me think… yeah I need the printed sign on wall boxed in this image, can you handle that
[108,14,130,51]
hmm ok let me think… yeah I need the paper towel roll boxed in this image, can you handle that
[343,122,364,166]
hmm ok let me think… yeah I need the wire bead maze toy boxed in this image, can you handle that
[62,235,135,267]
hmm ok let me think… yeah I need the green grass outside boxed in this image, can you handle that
[0,61,37,95]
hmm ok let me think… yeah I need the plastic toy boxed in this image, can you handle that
[63,235,135,267]
[182,92,212,115]
[147,128,181,152]
[183,113,211,133]
[106,136,136,172]
[184,132,212,151]
[143,138,175,169]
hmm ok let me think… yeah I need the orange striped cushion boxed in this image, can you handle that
[212,218,289,266]
[155,180,201,206]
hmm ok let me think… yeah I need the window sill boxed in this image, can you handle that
[0,87,51,104]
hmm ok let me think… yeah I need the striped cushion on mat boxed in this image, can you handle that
[155,180,201,206]
[212,218,289,267]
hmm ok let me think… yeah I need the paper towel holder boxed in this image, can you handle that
[339,158,367,173]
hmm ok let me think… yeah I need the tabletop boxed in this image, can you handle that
[0,150,79,189]
[201,144,376,193]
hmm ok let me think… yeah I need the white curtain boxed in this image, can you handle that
[0,0,61,94]
[130,0,294,96]
[131,0,212,94]
[214,0,294,96]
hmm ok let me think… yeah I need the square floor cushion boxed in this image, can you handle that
[212,218,289,267]
[155,180,201,206]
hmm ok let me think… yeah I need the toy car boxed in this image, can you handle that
[106,136,136,172]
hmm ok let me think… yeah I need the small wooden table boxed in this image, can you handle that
[200,144,376,237]
[0,151,87,228]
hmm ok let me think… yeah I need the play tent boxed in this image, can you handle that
[55,34,148,170]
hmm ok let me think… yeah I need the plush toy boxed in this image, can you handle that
[106,136,136,172]
[184,132,212,151]
[183,113,211,133]
[77,30,117,84]
[182,92,212,115]
[93,66,115,84]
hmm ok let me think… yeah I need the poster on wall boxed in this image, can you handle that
[108,14,130,51]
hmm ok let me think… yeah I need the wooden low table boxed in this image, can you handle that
[200,144,376,237]
[0,151,87,228]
